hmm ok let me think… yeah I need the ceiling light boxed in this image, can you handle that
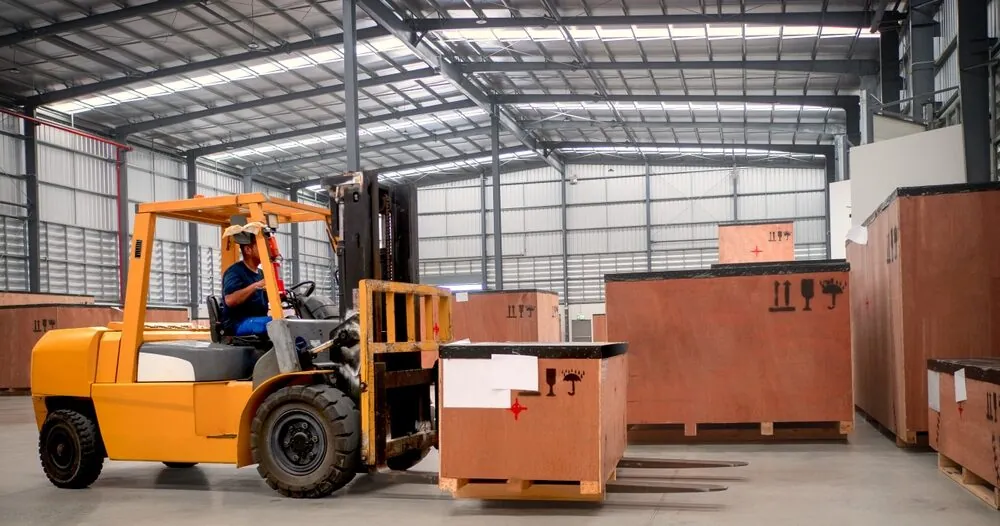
[248,41,260,50]
[476,18,487,25]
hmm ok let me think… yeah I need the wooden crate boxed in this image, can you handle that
[718,220,794,264]
[592,313,607,341]
[928,359,1000,510]
[438,342,627,500]
[606,261,853,435]
[0,304,189,389]
[0,292,94,306]
[850,183,1000,445]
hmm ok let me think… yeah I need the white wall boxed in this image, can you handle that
[828,180,851,259]
[873,115,926,142]
[849,125,965,225]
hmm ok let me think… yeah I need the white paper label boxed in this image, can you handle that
[441,359,510,409]
[927,371,940,412]
[489,354,538,391]
[455,292,469,303]
[954,368,968,402]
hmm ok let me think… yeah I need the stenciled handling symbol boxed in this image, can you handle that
[821,279,846,309]
[508,398,527,420]
[562,370,585,396]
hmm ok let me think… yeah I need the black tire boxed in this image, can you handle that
[38,409,104,489]
[252,384,360,498]
[163,462,197,468]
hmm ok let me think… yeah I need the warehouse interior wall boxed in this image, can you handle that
[828,180,852,260]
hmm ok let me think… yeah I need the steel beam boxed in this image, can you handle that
[909,0,937,121]
[23,107,40,292]
[869,0,895,32]
[250,126,491,174]
[186,155,200,317]
[116,68,436,135]
[957,0,991,182]
[26,27,390,106]
[343,0,360,172]
[459,60,878,75]
[0,0,202,48]
[480,170,487,290]
[522,120,844,133]
[408,12,876,31]
[115,132,130,300]
[189,100,476,157]
[491,106,503,290]
[559,164,569,341]
[879,29,903,105]
[644,163,652,271]
[288,189,302,285]
[543,141,831,155]
[493,93,859,108]
[356,0,565,174]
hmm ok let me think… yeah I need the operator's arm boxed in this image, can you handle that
[224,280,264,308]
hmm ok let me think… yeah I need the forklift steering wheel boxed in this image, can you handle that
[288,280,316,297]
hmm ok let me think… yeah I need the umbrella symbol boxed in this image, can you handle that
[563,372,582,396]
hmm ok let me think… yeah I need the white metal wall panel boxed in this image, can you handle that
[938,0,958,51]
[566,178,607,205]
[567,204,607,230]
[500,167,559,185]
[990,0,1000,39]
[737,167,825,193]
[523,182,561,207]
[0,215,28,291]
[936,52,960,104]
[40,223,119,301]
[523,208,561,232]
[419,214,447,239]
[606,202,645,227]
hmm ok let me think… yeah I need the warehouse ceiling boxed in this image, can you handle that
[0,0,894,186]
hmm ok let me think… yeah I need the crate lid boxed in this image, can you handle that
[605,259,849,282]
[863,182,1000,227]
[439,342,627,360]
[928,358,1000,385]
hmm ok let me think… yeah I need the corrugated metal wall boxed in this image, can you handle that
[0,113,27,291]
[935,0,960,107]
[418,164,829,305]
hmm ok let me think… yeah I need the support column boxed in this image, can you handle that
[825,148,836,259]
[909,0,936,121]
[560,166,569,342]
[289,188,302,285]
[879,28,903,107]
[479,170,487,290]
[857,79,876,145]
[844,96,862,146]
[834,135,849,181]
[343,0,360,171]
[23,106,40,292]
[491,105,503,290]
[115,132,130,301]
[644,163,652,271]
[242,174,253,193]
[186,155,201,317]
[957,0,991,182]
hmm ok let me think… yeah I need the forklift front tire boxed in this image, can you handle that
[163,462,197,468]
[38,409,104,489]
[252,384,360,498]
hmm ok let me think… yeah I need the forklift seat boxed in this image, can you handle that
[136,340,257,382]
[207,295,265,347]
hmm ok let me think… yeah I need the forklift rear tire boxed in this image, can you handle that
[252,384,360,498]
[162,462,197,468]
[38,409,104,489]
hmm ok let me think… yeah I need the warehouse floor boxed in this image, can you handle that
[1,397,995,525]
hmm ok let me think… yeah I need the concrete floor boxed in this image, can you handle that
[1,397,995,526]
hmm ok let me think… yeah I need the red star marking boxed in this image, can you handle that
[958,403,964,416]
[508,399,527,421]
[432,323,440,337]
[751,246,763,256]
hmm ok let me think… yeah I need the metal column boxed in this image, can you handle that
[343,0,360,171]
[844,99,862,146]
[560,166,570,342]
[23,106,40,292]
[909,0,936,121]
[186,155,200,317]
[491,105,503,290]
[241,174,253,193]
[288,188,302,285]
[879,28,903,106]
[644,163,652,271]
[957,0,991,183]
[115,132,130,300]
[824,150,836,259]
[479,170,488,290]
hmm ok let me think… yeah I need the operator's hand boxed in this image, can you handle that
[255,281,266,290]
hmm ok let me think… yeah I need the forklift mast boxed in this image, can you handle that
[326,170,419,320]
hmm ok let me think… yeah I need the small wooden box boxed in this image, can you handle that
[452,289,561,342]
[438,342,627,500]
[718,220,795,264]
[0,304,189,389]
[606,261,853,436]
[928,359,1000,510]
[850,183,1000,445]
[592,313,607,341]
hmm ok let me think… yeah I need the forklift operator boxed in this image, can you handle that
[222,233,271,336]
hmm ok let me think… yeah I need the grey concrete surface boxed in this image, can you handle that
[0,396,996,525]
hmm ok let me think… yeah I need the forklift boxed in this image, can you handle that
[30,172,447,499]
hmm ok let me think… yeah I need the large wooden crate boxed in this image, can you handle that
[928,359,1000,510]
[438,342,627,500]
[0,304,189,389]
[718,220,794,263]
[850,183,1000,445]
[452,289,561,342]
[592,313,607,341]
[0,292,94,306]
[606,261,853,437]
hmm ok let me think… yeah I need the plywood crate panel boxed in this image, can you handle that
[438,342,627,499]
[0,304,189,389]
[718,220,794,264]
[0,292,94,306]
[928,359,1000,509]
[592,313,607,342]
[606,261,852,431]
[850,183,1000,445]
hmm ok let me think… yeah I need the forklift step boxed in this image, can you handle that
[382,368,435,389]
[385,431,437,459]
[617,457,749,470]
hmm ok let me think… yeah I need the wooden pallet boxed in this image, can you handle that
[628,419,853,444]
[856,406,929,448]
[439,470,616,502]
[938,453,1000,510]
[0,388,30,396]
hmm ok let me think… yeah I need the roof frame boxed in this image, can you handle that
[457,60,879,75]
[23,26,391,106]
[543,141,832,156]
[494,93,859,107]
